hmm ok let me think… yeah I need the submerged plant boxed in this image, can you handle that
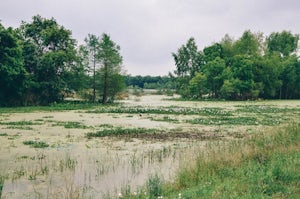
[59,153,77,172]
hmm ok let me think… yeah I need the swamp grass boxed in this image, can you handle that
[0,102,101,113]
[186,115,284,126]
[87,106,233,116]
[50,121,89,129]
[86,127,157,138]
[119,123,300,199]
[23,140,49,148]
[235,104,300,114]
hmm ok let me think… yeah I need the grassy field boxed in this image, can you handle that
[0,94,299,198]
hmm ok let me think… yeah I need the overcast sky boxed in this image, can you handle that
[1,0,300,75]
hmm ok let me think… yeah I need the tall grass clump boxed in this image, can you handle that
[146,174,163,198]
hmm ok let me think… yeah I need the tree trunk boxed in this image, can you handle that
[93,49,96,103]
[279,86,282,99]
[102,63,108,103]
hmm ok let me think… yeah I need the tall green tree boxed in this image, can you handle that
[220,79,239,100]
[281,55,300,99]
[172,37,204,97]
[19,15,77,105]
[231,55,256,99]
[189,72,207,99]
[253,54,283,99]
[172,37,204,77]
[203,57,226,98]
[97,33,124,103]
[203,43,223,63]
[63,46,90,95]
[233,30,263,57]
[0,24,27,106]
[82,34,101,103]
[220,34,235,66]
[267,31,299,57]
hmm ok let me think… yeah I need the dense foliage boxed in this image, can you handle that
[19,15,77,105]
[125,75,174,89]
[0,15,125,106]
[172,30,300,100]
[0,23,26,106]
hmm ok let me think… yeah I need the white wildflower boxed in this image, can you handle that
[178,193,182,199]
[118,193,123,198]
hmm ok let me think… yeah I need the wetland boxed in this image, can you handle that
[0,94,299,198]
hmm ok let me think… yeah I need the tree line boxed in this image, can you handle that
[125,75,174,90]
[172,30,300,100]
[1,15,299,107]
[0,15,124,106]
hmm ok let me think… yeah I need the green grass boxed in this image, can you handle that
[149,116,179,123]
[147,174,163,198]
[0,102,99,113]
[23,140,49,148]
[186,115,283,126]
[50,121,89,129]
[0,120,43,130]
[87,106,233,116]
[97,124,114,128]
[119,123,300,198]
[236,104,298,114]
[86,127,157,138]
[0,121,43,126]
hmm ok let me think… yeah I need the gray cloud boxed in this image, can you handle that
[1,0,300,75]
